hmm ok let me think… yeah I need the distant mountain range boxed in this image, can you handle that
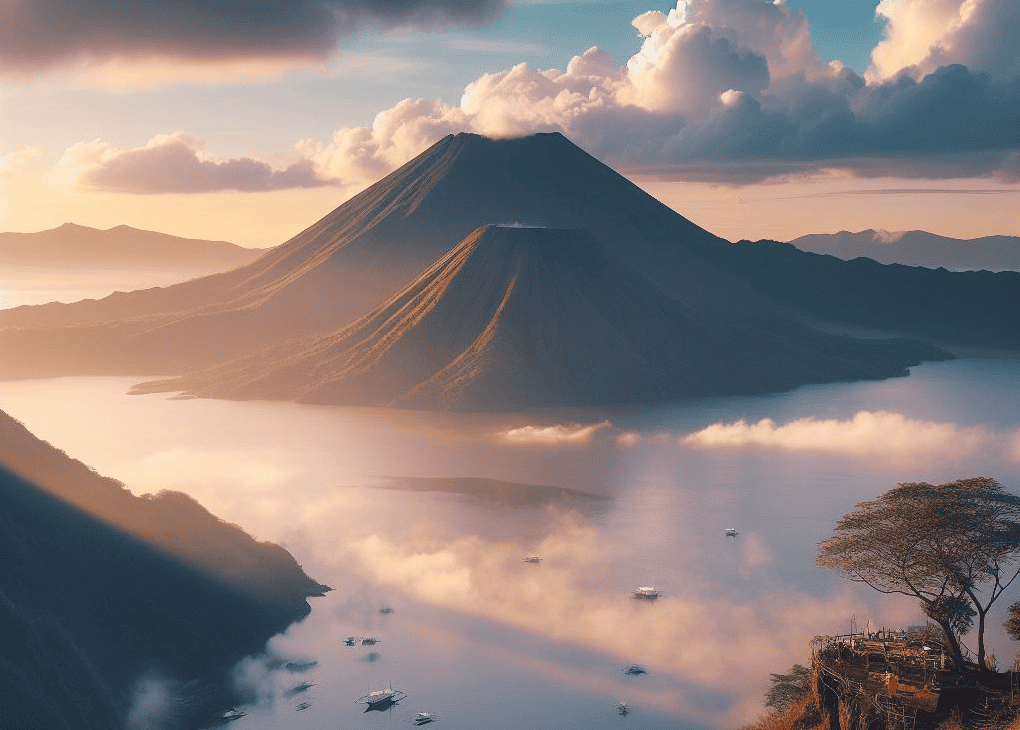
[0,222,268,271]
[0,132,1017,408]
[0,408,328,729]
[789,230,1020,271]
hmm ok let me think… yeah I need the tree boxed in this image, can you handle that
[816,477,1020,671]
[765,663,811,712]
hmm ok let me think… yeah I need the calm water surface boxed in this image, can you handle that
[2,359,1019,729]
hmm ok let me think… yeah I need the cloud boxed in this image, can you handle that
[47,133,335,194]
[279,0,1020,186]
[0,0,509,77]
[45,0,1020,191]
[681,410,989,462]
[869,0,1020,82]
[496,420,613,446]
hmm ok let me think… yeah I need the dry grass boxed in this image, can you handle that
[738,696,824,730]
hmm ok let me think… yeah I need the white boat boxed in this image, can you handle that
[221,708,247,722]
[633,586,658,599]
[616,701,630,716]
[724,527,739,537]
[522,555,541,563]
[412,709,440,725]
[361,635,381,645]
[357,684,407,711]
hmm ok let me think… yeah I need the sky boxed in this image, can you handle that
[1,0,1018,247]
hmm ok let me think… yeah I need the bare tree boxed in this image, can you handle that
[816,477,1020,671]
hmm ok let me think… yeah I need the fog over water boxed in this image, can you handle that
[2,359,1020,729]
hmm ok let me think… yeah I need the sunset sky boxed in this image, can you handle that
[1,0,1017,248]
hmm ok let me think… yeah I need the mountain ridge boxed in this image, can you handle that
[0,222,269,271]
[789,229,1020,271]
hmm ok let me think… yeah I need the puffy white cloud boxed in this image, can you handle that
[869,0,1020,82]
[681,410,990,462]
[295,0,1018,186]
[47,133,333,194]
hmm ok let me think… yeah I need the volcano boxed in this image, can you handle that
[133,225,946,410]
[0,131,1011,406]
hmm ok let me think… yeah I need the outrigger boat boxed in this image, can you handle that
[412,709,440,725]
[357,683,407,712]
[220,708,247,722]
[522,555,541,563]
[616,701,630,716]
[724,527,739,537]
[633,586,658,599]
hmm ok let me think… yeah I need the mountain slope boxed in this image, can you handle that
[0,222,268,270]
[133,225,949,410]
[789,230,1020,271]
[0,408,328,728]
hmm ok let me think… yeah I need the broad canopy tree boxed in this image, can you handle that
[817,477,1020,671]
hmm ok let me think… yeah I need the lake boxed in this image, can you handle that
[1,359,1019,729]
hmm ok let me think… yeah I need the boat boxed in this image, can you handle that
[221,708,247,722]
[361,635,381,645]
[523,555,541,563]
[295,701,311,711]
[412,709,440,725]
[379,605,395,614]
[343,636,360,646]
[633,586,658,599]
[724,527,739,537]
[357,683,407,711]
[616,701,630,716]
[623,663,648,676]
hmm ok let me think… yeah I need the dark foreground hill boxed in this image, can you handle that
[0,132,1013,403]
[133,225,949,410]
[0,409,328,729]
[0,222,268,271]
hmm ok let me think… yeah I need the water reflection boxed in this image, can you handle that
[0,359,1018,729]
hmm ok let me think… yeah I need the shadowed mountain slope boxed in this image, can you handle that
[133,226,949,411]
[707,239,1020,349]
[0,223,268,271]
[0,408,328,728]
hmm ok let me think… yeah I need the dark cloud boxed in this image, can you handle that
[610,64,1020,183]
[81,135,333,193]
[0,0,508,73]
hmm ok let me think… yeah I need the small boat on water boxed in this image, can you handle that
[633,586,658,599]
[295,701,311,712]
[362,636,381,645]
[523,555,541,563]
[616,701,630,716]
[412,709,440,725]
[357,684,407,711]
[221,708,247,722]
[724,527,739,537]
[344,636,359,646]
[623,664,648,676]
